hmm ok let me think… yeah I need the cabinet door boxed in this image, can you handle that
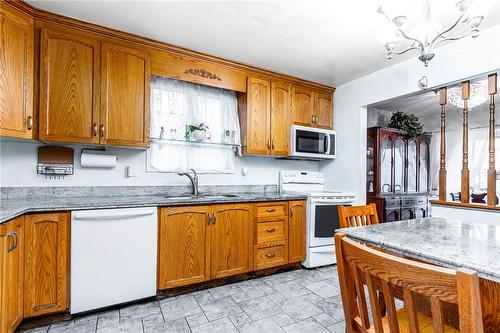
[101,42,150,147]
[380,135,394,194]
[394,138,405,193]
[211,204,253,279]
[291,85,313,126]
[158,206,211,289]
[313,91,333,129]
[244,77,271,155]
[39,27,100,143]
[419,141,429,193]
[24,213,69,317]
[407,140,417,193]
[288,201,306,263]
[0,4,34,139]
[270,81,292,156]
[1,217,24,333]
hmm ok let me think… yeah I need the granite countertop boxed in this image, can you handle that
[337,217,500,283]
[0,192,307,224]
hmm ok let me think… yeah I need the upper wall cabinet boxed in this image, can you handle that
[100,42,150,147]
[0,4,34,139]
[39,27,100,143]
[239,77,292,156]
[291,85,333,129]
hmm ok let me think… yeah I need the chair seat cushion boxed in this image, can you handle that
[381,308,459,333]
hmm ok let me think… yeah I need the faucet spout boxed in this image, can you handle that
[178,169,199,195]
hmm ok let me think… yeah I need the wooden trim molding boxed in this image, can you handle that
[184,68,222,81]
[461,81,470,204]
[438,87,447,201]
[487,74,497,206]
[5,0,335,93]
[430,200,500,212]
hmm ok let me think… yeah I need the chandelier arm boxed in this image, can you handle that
[379,7,424,52]
[388,46,421,56]
[433,29,479,46]
[429,13,467,49]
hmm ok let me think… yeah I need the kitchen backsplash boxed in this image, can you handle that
[0,141,319,187]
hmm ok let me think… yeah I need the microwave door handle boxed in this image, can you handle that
[325,135,331,154]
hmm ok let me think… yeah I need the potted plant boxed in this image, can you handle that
[387,111,423,139]
[185,122,211,141]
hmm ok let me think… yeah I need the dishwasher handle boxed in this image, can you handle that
[73,211,154,221]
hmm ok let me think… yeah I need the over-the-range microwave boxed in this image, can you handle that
[289,125,336,160]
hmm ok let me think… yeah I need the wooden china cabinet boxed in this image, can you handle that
[366,127,431,223]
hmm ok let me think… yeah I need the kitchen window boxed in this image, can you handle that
[148,76,240,173]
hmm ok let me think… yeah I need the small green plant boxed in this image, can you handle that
[185,122,209,140]
[388,111,423,139]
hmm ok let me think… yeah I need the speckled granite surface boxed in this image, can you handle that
[0,185,306,224]
[337,217,500,283]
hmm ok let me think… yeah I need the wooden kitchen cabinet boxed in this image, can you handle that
[39,27,101,143]
[211,204,254,279]
[239,77,271,155]
[288,200,306,263]
[100,42,150,147]
[158,206,212,289]
[0,216,25,333]
[0,3,34,139]
[313,91,333,129]
[24,212,70,318]
[270,81,292,156]
[291,85,314,127]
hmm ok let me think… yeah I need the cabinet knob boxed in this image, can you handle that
[265,252,276,258]
[7,231,18,252]
[266,227,276,233]
[271,141,275,150]
[93,123,98,137]
[99,125,105,137]
[27,116,33,130]
[267,140,271,150]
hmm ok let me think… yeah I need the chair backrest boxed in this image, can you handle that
[335,233,483,333]
[338,203,379,229]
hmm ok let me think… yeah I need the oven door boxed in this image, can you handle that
[309,199,352,248]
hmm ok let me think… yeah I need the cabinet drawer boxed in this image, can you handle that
[257,220,286,244]
[255,245,287,270]
[257,203,286,219]
[384,198,400,208]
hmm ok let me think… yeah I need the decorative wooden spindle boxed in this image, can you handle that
[487,74,497,206]
[438,87,447,201]
[461,81,470,203]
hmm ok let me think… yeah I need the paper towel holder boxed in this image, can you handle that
[80,147,117,168]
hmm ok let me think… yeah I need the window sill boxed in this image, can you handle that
[430,200,500,212]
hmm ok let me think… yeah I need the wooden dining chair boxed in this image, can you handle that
[335,233,483,333]
[338,203,379,229]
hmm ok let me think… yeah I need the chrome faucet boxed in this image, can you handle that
[178,169,199,195]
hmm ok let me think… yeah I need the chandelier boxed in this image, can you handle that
[378,0,487,66]
[447,80,489,109]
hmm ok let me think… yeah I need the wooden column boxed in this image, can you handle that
[487,74,497,206]
[439,87,447,201]
[461,81,470,203]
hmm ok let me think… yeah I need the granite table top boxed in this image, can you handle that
[0,192,307,224]
[337,217,500,283]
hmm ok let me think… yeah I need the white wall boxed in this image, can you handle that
[0,140,318,187]
[320,24,500,205]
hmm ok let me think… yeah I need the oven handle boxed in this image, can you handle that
[311,199,354,204]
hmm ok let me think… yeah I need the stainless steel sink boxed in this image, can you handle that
[164,194,240,200]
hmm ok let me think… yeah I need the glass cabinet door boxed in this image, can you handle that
[380,136,393,193]
[367,136,375,193]
[407,140,417,193]
[419,141,429,192]
[394,138,405,193]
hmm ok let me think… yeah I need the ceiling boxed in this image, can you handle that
[26,0,500,86]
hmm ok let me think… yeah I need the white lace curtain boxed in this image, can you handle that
[148,76,240,173]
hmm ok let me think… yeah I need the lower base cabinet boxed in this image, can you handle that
[24,212,70,318]
[158,200,306,289]
[158,203,254,289]
[1,216,25,333]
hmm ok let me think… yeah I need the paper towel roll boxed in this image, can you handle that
[81,152,117,168]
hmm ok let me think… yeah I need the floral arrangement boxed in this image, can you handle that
[388,111,423,139]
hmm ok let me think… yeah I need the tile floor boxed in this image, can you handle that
[19,266,347,333]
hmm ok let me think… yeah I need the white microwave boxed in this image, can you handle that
[290,125,336,160]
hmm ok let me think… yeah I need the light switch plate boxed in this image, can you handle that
[126,165,138,177]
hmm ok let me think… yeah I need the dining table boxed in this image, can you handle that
[336,217,500,332]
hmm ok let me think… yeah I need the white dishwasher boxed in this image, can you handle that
[71,207,157,314]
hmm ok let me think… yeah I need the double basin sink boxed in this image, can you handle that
[164,194,240,200]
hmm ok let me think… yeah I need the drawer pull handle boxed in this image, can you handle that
[266,208,276,213]
[7,232,18,252]
[266,227,276,233]
[27,116,33,130]
[265,252,276,258]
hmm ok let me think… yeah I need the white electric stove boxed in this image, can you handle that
[280,170,356,268]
